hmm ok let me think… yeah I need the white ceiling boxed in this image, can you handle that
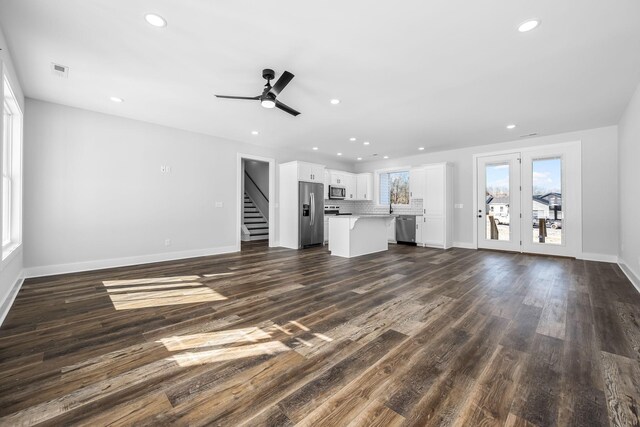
[1,0,640,164]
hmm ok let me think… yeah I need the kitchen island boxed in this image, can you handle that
[328,215,395,258]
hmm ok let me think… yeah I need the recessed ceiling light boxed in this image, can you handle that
[330,99,340,105]
[418,147,425,151]
[349,137,356,141]
[251,130,259,135]
[383,155,389,159]
[363,141,370,146]
[518,19,540,32]
[357,157,362,161]
[312,147,318,151]
[145,13,167,27]
[506,124,516,130]
[110,96,124,103]
[337,152,342,156]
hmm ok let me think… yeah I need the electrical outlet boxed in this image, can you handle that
[165,239,171,246]
[160,165,166,173]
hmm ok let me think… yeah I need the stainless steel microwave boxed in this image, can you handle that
[328,185,346,199]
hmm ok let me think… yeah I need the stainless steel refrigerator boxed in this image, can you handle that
[299,182,324,248]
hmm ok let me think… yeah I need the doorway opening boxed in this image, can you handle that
[241,159,269,244]
[237,154,276,251]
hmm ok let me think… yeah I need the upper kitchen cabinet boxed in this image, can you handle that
[328,170,347,185]
[409,167,426,200]
[356,173,373,200]
[323,169,330,200]
[344,174,356,200]
[297,161,325,183]
[328,170,356,199]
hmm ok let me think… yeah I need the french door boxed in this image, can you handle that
[476,143,581,257]
[477,153,522,252]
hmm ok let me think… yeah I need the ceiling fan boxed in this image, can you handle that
[215,69,301,116]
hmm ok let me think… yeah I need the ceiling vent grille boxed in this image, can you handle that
[519,132,538,138]
[51,63,69,78]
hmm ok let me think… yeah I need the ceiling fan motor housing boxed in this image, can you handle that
[262,68,275,81]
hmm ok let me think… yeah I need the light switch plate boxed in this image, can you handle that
[215,202,224,208]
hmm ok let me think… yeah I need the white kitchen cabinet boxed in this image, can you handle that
[356,173,373,200]
[323,169,330,200]
[324,217,329,243]
[297,161,325,183]
[344,174,356,200]
[387,217,396,243]
[328,170,346,185]
[328,170,356,199]
[409,167,426,200]
[416,215,424,245]
[415,163,452,249]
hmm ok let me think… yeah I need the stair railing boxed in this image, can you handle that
[244,171,269,221]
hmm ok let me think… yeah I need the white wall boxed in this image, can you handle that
[354,126,619,258]
[23,99,353,274]
[244,159,269,196]
[618,83,640,286]
[0,23,25,321]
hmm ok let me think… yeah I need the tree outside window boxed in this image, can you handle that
[379,171,409,205]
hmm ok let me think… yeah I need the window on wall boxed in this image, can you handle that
[379,170,410,205]
[2,75,22,258]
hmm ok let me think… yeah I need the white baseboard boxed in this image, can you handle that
[579,252,619,263]
[619,260,640,294]
[0,272,25,327]
[24,245,239,278]
[453,242,476,249]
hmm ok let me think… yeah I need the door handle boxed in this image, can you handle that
[478,214,482,218]
[310,193,315,226]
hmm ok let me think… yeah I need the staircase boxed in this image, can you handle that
[243,193,269,241]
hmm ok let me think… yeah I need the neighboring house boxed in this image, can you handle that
[486,193,563,220]
[486,195,510,218]
[533,192,563,220]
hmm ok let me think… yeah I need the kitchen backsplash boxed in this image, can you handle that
[325,199,423,215]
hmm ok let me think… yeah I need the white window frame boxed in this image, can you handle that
[374,166,411,207]
[2,73,23,263]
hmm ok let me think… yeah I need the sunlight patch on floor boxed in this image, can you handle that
[158,328,272,352]
[168,341,291,367]
[102,275,227,310]
[103,276,201,286]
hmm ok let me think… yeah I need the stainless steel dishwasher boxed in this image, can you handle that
[395,215,416,244]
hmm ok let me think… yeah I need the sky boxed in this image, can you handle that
[485,158,562,195]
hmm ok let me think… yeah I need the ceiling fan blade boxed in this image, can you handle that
[269,71,294,97]
[215,95,260,100]
[275,100,301,116]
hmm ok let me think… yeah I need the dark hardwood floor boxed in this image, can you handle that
[1,242,639,426]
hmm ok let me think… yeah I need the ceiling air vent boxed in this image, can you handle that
[51,63,69,78]
[519,132,538,138]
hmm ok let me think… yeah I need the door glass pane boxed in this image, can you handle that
[485,162,510,241]
[532,157,562,245]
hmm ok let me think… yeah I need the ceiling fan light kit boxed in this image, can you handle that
[215,68,301,116]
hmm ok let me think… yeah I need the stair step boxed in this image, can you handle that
[246,224,268,229]
[249,230,269,236]
[244,213,262,218]
[244,208,259,213]
[244,218,266,223]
